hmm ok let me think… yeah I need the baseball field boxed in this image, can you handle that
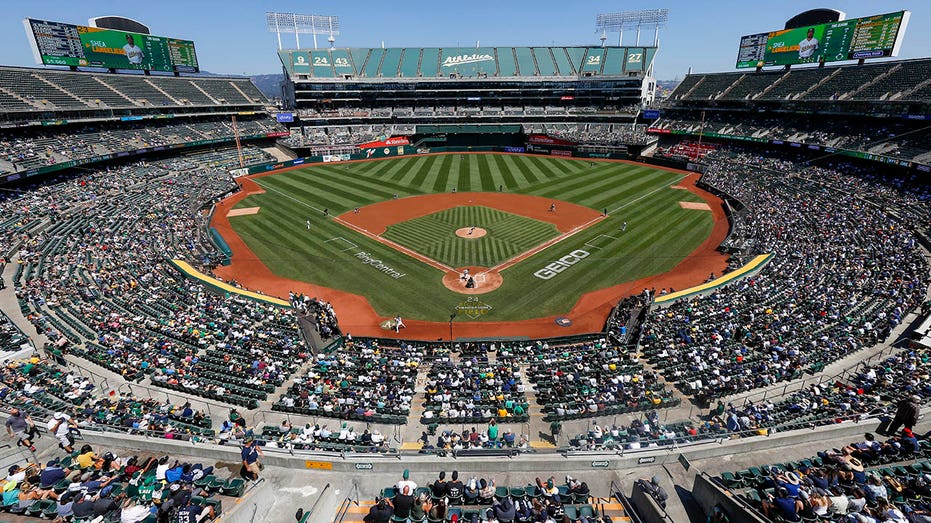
[219,153,721,326]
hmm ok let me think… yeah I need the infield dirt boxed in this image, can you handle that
[211,157,729,339]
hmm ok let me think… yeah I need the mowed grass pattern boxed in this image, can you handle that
[229,154,714,321]
[382,206,559,268]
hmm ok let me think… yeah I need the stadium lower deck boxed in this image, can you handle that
[0,25,929,523]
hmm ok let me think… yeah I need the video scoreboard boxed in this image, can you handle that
[24,18,199,73]
[736,11,909,69]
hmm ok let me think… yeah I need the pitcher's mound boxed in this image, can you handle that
[443,266,503,294]
[455,227,487,239]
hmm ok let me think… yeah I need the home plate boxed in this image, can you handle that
[679,201,711,211]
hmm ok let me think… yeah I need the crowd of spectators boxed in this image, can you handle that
[368,471,601,523]
[1,358,216,441]
[640,147,929,403]
[290,293,340,338]
[279,124,395,148]
[260,420,393,453]
[566,340,931,453]
[651,112,931,164]
[0,437,236,522]
[421,358,528,423]
[296,105,638,120]
[418,423,531,453]
[720,429,931,523]
[527,339,675,421]
[0,308,29,354]
[274,340,419,424]
[2,147,310,409]
[0,117,281,174]
[542,123,651,145]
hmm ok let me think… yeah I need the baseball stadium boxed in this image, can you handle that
[0,4,928,523]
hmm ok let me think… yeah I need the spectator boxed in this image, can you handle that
[364,498,392,523]
[5,407,37,451]
[393,485,415,520]
[884,395,921,435]
[240,437,263,483]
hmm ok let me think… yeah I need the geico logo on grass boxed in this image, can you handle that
[533,250,590,280]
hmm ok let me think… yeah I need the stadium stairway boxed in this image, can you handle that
[0,258,49,348]
[517,367,556,449]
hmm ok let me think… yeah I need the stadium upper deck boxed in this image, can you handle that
[278,46,656,80]
[279,46,657,112]
[0,66,265,116]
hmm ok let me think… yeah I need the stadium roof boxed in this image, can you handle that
[278,46,656,80]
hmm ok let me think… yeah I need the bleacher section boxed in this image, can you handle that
[650,111,931,166]
[669,58,931,105]
[0,66,266,113]
[0,116,283,177]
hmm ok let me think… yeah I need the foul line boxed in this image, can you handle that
[332,216,456,273]
[483,214,608,274]
[606,175,688,215]
[253,180,328,215]
[324,237,359,252]
[585,234,619,250]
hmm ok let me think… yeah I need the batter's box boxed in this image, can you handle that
[585,234,619,250]
[325,237,359,252]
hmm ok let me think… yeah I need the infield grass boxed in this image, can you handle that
[382,206,559,268]
[229,154,714,321]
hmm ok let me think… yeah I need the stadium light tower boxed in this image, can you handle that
[596,9,668,47]
[265,12,340,50]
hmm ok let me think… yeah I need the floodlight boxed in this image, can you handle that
[266,12,341,49]
[596,9,668,46]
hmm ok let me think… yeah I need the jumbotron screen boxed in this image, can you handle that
[736,10,909,69]
[23,18,199,73]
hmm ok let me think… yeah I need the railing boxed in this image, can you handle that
[558,409,886,456]
[716,341,903,408]
[116,378,236,425]
[332,483,358,523]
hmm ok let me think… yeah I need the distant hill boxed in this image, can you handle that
[192,71,283,100]
[250,74,284,100]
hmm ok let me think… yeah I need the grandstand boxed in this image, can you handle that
[0,66,286,184]
[649,58,931,170]
[0,6,929,523]
[277,46,658,154]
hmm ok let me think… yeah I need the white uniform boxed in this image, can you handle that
[798,37,819,59]
[123,44,145,65]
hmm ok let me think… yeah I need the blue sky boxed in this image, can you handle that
[4,1,929,79]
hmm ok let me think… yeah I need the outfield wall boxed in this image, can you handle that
[248,142,635,178]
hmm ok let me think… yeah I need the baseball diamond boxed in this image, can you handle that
[215,152,729,334]
[3,7,930,523]
[382,206,560,268]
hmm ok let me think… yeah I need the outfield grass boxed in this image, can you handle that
[382,206,559,268]
[229,154,714,321]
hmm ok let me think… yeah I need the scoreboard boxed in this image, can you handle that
[736,33,767,69]
[24,18,199,73]
[736,11,909,69]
